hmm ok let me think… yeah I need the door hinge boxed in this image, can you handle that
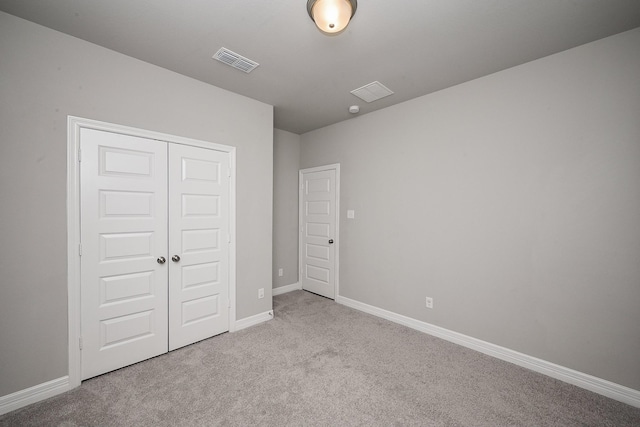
[228,167,231,178]
[78,148,82,162]
[227,234,231,244]
[79,243,82,256]
[79,337,83,350]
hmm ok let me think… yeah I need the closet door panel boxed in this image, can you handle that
[168,144,230,350]
[80,128,169,380]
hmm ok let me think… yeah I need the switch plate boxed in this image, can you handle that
[278,268,283,277]
[258,288,264,299]
[425,297,433,309]
[347,210,355,219]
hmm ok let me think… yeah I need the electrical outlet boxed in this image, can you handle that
[278,268,283,277]
[425,297,433,309]
[258,288,264,299]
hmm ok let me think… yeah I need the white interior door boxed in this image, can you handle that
[168,144,230,350]
[80,128,168,380]
[300,167,338,299]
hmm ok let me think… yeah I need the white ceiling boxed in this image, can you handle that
[1,0,640,134]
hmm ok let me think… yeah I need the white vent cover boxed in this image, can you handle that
[351,81,394,103]
[213,47,259,73]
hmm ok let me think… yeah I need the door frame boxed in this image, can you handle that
[298,163,340,299]
[67,116,237,389]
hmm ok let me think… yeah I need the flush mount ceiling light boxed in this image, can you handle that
[307,0,357,35]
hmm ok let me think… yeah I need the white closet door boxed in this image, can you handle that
[80,128,168,380]
[168,144,230,351]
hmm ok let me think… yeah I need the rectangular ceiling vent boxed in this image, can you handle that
[213,47,259,73]
[351,81,394,103]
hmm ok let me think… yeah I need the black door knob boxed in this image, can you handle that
[328,239,334,244]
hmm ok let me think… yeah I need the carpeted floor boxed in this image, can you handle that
[1,290,639,426]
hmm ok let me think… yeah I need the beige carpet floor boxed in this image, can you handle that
[1,290,639,426]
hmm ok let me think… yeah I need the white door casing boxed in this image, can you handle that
[299,165,340,299]
[80,128,169,380]
[168,143,230,350]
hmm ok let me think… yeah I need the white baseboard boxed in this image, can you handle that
[0,376,70,416]
[336,295,640,408]
[233,310,274,331]
[272,282,302,296]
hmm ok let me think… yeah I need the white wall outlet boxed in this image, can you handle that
[347,209,355,219]
[278,268,283,277]
[425,297,433,309]
[258,288,264,299]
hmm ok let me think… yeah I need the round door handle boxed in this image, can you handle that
[328,239,334,244]
[172,255,181,262]
[157,257,166,264]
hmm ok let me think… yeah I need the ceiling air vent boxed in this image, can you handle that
[213,47,259,73]
[351,81,394,103]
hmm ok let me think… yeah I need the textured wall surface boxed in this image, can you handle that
[301,29,640,390]
[0,11,273,397]
[273,129,301,289]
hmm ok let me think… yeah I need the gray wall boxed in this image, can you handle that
[273,129,301,289]
[300,28,640,390]
[0,12,273,397]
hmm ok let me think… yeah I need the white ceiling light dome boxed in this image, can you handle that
[307,0,357,35]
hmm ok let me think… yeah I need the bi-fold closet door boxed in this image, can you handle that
[80,128,229,380]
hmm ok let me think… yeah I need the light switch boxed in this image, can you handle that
[347,210,355,219]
